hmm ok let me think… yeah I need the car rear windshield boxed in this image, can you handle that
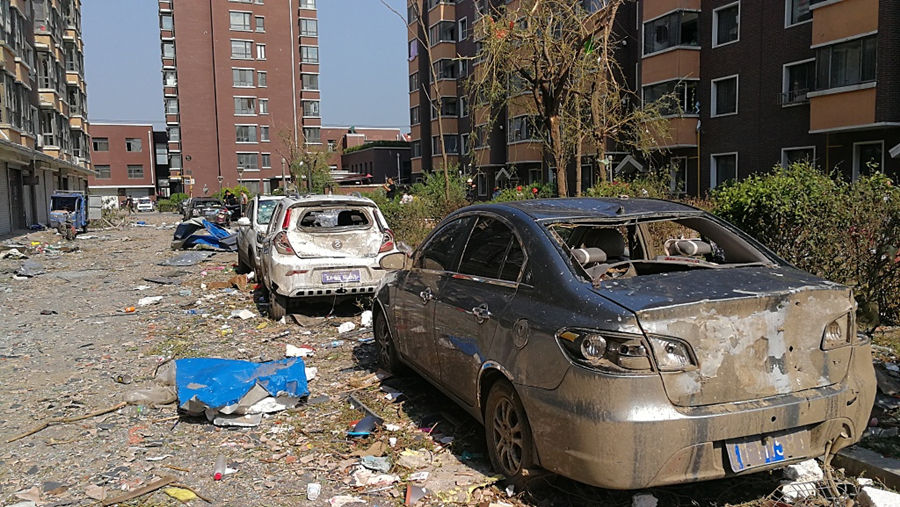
[297,207,372,230]
[257,200,278,225]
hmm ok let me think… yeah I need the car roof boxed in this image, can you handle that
[257,195,285,202]
[282,194,376,206]
[488,198,701,221]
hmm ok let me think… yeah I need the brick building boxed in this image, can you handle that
[158,0,321,197]
[0,0,93,236]
[340,143,412,185]
[320,126,408,181]
[406,0,900,197]
[88,124,159,202]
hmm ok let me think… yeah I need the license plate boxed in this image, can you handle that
[726,428,810,472]
[322,270,361,284]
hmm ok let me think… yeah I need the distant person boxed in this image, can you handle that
[224,190,237,206]
[240,191,249,205]
[323,184,334,195]
[383,177,397,199]
[124,196,134,214]
[465,178,476,202]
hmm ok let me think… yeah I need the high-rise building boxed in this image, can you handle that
[0,0,93,236]
[406,0,900,198]
[158,0,321,196]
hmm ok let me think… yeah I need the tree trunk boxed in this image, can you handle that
[575,134,583,197]
[549,115,567,197]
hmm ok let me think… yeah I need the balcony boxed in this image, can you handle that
[778,88,810,106]
[810,85,876,132]
[811,0,878,47]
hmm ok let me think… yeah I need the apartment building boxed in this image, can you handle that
[87,123,159,202]
[0,0,93,236]
[406,0,899,197]
[158,0,321,197]
[321,126,407,175]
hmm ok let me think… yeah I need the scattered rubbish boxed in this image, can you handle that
[360,455,391,473]
[329,340,345,348]
[143,276,182,285]
[7,401,127,443]
[175,357,309,426]
[164,487,197,502]
[112,374,133,385]
[307,482,321,501]
[124,306,136,313]
[349,414,381,437]
[214,454,227,481]
[146,454,173,461]
[360,310,373,327]
[100,475,175,506]
[40,309,57,315]
[858,486,900,507]
[230,309,256,320]
[285,344,314,357]
[351,466,399,487]
[138,296,164,306]
[385,423,401,431]
[84,484,106,501]
[381,385,405,402]
[172,218,237,251]
[783,459,823,482]
[408,471,429,481]
[306,367,318,381]
[632,493,658,507]
[159,251,214,266]
[1,248,26,259]
[134,285,151,291]
[328,495,365,507]
[351,441,388,457]
[874,362,900,396]
[16,260,45,277]
[397,449,432,469]
[124,386,177,406]
[405,484,428,505]
[505,484,515,497]
[338,322,356,334]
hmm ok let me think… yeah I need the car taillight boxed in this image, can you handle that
[281,208,293,230]
[273,231,294,255]
[378,229,394,254]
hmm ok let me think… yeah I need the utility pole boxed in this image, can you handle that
[396,153,401,183]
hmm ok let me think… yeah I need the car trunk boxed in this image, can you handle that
[287,205,383,259]
[593,267,855,407]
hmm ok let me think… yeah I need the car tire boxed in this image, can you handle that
[484,381,536,486]
[269,293,288,321]
[374,308,403,373]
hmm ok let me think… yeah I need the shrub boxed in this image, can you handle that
[490,181,557,202]
[156,199,177,212]
[585,171,671,199]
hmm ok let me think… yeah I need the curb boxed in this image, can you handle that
[833,446,900,490]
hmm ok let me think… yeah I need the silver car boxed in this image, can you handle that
[259,194,398,319]
[236,195,284,272]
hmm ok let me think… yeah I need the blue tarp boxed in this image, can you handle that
[175,357,309,411]
[172,219,237,251]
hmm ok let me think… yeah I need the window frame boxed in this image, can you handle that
[256,43,266,60]
[257,70,267,88]
[95,164,111,179]
[784,0,813,28]
[781,146,816,167]
[710,74,739,118]
[299,18,317,37]
[236,152,260,171]
[641,78,700,117]
[455,214,528,285]
[230,39,253,60]
[781,58,815,106]
[126,165,145,179]
[302,99,320,118]
[234,96,257,115]
[255,16,265,32]
[458,17,468,40]
[712,1,740,48]
[301,73,319,90]
[229,11,252,32]
[301,45,319,64]
[125,138,142,152]
[710,152,738,189]
[232,67,255,88]
[92,137,109,152]
[852,140,884,181]
[641,9,700,57]
[235,124,258,144]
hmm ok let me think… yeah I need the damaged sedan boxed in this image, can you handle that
[373,198,875,490]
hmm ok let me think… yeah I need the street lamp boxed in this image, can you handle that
[237,165,245,215]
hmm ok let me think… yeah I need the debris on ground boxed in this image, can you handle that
[172,218,237,251]
[858,486,900,507]
[15,260,45,278]
[159,250,214,266]
[632,492,658,507]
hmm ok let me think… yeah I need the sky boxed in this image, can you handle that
[83,0,410,131]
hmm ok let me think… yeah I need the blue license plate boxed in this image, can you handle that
[322,270,361,284]
[726,429,809,472]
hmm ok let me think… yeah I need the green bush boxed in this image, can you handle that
[156,198,177,212]
[490,181,557,202]
[169,192,189,204]
[585,171,672,199]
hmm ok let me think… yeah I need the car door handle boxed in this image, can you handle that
[472,304,492,323]
[419,287,433,304]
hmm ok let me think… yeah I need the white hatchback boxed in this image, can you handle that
[258,194,398,319]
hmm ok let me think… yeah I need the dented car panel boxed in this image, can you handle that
[375,198,876,490]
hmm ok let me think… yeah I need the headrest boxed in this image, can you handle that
[572,247,607,265]
[665,239,712,257]
[581,228,627,259]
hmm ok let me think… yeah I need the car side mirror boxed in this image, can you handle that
[237,217,251,227]
[379,252,408,270]
[396,242,413,255]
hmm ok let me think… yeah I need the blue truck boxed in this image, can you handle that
[48,191,88,240]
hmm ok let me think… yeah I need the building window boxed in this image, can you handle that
[164,70,177,86]
[237,152,259,170]
[458,59,469,76]
[166,98,179,114]
[815,35,877,91]
[411,140,421,158]
[126,138,142,152]
[300,18,317,37]
[429,21,456,45]
[438,97,458,116]
[781,59,814,105]
[460,133,469,154]
[409,72,418,92]
[236,125,257,143]
[299,0,316,8]
[302,100,320,117]
[458,17,468,40]
[711,75,738,117]
[262,153,271,168]
[327,140,337,152]
[459,96,469,117]
[234,97,256,115]
[162,41,175,58]
[713,2,740,47]
[260,125,270,142]
[710,153,737,189]
[782,146,815,167]
[255,16,265,32]
[408,4,419,24]
[95,165,111,179]
[303,127,321,144]
[233,68,254,87]
[301,46,318,63]
[259,98,269,114]
[257,71,267,87]
[408,40,418,61]
[160,14,173,30]
[432,135,459,155]
[302,73,319,90]
[433,59,458,79]
[231,40,252,59]
[256,43,266,60]
[127,165,144,179]
[410,105,420,125]
[92,137,109,151]
[507,116,541,143]
[853,141,883,180]
[169,154,182,169]
[643,10,698,55]
[229,11,251,31]
[786,0,811,27]
[167,126,180,142]
[642,79,699,115]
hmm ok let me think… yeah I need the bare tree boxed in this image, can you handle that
[277,129,333,194]
[470,0,671,196]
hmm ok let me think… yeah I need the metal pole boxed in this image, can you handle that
[281,157,286,191]
[396,153,401,183]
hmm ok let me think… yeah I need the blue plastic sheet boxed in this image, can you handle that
[175,357,309,411]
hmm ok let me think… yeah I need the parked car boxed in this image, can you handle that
[183,198,230,225]
[259,194,398,320]
[177,198,191,215]
[135,197,154,212]
[236,195,285,272]
[49,191,88,239]
[372,198,876,490]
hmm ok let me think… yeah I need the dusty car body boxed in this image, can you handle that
[49,191,88,239]
[135,197,154,212]
[372,198,875,490]
[259,194,398,320]
[184,198,229,225]
[236,195,284,272]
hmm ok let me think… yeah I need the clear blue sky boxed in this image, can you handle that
[83,0,410,131]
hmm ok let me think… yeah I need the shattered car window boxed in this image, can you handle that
[297,207,372,230]
[256,200,278,225]
[549,216,773,281]
[458,217,518,280]
[417,217,475,272]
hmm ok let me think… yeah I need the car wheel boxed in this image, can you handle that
[269,293,288,321]
[485,381,535,484]
[374,308,403,373]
